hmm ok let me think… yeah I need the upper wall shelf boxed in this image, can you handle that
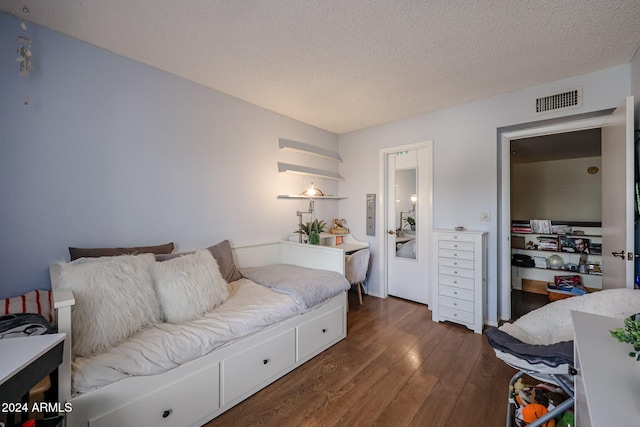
[277,195,346,200]
[277,162,344,181]
[279,138,343,163]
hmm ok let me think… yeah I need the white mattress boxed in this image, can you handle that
[72,279,301,394]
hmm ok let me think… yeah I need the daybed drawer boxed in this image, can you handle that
[222,329,295,405]
[89,364,219,427]
[297,305,343,361]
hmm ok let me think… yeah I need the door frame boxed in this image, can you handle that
[379,141,433,299]
[497,109,614,321]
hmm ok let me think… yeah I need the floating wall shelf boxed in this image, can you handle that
[279,138,342,163]
[277,195,346,200]
[277,162,344,181]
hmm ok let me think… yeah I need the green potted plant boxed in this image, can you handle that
[404,216,416,231]
[610,315,640,361]
[295,219,326,245]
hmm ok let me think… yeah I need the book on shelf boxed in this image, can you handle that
[536,236,559,251]
[551,224,572,234]
[511,222,532,233]
[530,219,552,234]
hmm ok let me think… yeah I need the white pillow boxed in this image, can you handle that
[152,249,229,323]
[58,253,160,357]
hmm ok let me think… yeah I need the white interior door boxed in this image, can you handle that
[384,144,432,304]
[601,96,635,289]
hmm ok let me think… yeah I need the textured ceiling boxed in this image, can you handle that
[2,1,640,134]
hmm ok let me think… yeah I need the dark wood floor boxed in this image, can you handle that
[204,292,523,427]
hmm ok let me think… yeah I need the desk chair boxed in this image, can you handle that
[345,248,370,305]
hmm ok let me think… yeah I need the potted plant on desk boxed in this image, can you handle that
[296,219,326,245]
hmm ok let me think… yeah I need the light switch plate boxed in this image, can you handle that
[366,194,376,236]
[480,211,490,222]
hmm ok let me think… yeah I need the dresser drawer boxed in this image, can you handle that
[439,284,474,301]
[439,240,474,251]
[438,266,474,280]
[90,363,219,427]
[222,329,295,404]
[297,305,343,361]
[439,295,474,312]
[438,257,474,270]
[438,273,474,290]
[439,306,474,325]
[438,248,474,261]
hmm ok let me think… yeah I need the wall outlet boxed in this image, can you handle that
[480,211,490,222]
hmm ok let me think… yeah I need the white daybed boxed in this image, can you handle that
[51,240,349,427]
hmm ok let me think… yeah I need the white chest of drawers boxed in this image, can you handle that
[431,230,487,333]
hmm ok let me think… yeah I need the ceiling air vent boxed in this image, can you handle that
[534,87,582,115]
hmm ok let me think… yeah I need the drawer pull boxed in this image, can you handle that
[453,253,458,257]
[453,262,458,265]
[453,302,457,306]
[453,313,457,317]
[322,328,327,333]
[162,409,172,418]
[263,359,269,365]
[453,291,458,295]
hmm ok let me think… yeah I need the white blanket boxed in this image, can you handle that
[72,279,301,394]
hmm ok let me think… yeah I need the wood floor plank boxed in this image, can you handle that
[204,294,518,427]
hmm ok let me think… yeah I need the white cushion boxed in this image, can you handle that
[58,254,160,357]
[153,249,229,323]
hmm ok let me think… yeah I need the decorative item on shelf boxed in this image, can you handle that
[404,215,416,231]
[610,313,640,361]
[295,219,326,245]
[294,183,324,243]
[546,254,564,270]
[330,218,349,234]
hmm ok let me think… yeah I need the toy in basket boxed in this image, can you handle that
[547,275,587,301]
[330,218,349,235]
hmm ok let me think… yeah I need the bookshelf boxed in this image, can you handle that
[511,220,602,291]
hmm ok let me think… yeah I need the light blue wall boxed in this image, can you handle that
[339,64,632,324]
[0,13,340,299]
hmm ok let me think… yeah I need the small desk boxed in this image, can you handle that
[0,333,65,404]
[572,311,640,426]
[319,232,369,254]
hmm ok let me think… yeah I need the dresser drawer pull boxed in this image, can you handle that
[263,358,269,365]
[453,291,458,295]
[453,252,458,257]
[322,328,327,333]
[162,409,172,418]
[453,302,458,306]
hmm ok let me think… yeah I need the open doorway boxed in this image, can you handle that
[509,129,602,318]
[498,99,634,322]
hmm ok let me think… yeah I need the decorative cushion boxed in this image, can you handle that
[152,249,230,323]
[2,290,53,322]
[68,242,174,261]
[58,254,160,357]
[206,240,242,283]
[155,240,241,284]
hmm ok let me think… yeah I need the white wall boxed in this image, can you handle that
[0,13,339,298]
[338,65,631,325]
[511,157,602,222]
